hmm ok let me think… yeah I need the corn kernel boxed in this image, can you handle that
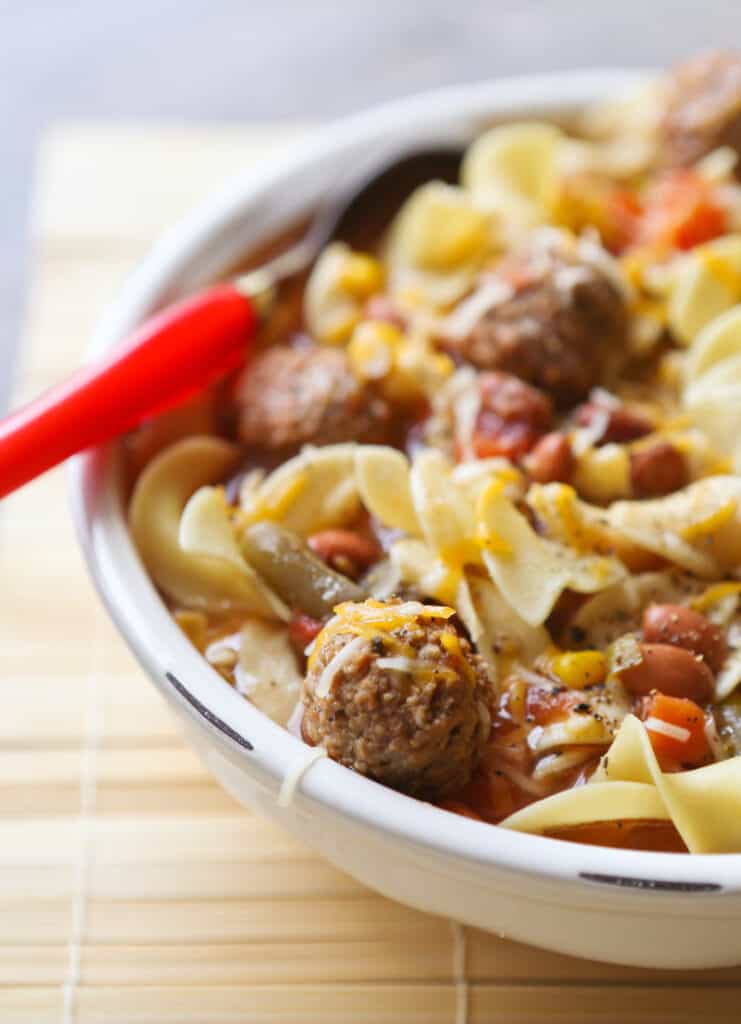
[347,321,401,380]
[551,650,607,689]
[339,253,385,298]
[699,250,741,299]
[475,479,513,556]
[572,444,631,504]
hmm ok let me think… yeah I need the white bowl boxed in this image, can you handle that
[70,70,741,969]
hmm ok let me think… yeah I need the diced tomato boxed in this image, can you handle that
[673,202,727,250]
[605,187,644,252]
[471,372,552,462]
[547,820,688,852]
[639,692,711,770]
[288,613,324,656]
[439,799,484,822]
[639,169,727,251]
[525,685,578,726]
[472,415,541,461]
[453,767,519,822]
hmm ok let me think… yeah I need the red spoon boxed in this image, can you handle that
[0,147,461,499]
[0,283,263,498]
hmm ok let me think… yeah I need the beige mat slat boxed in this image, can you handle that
[1,121,739,1023]
[2,983,740,1024]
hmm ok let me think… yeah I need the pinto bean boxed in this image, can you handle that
[575,401,654,444]
[643,603,728,672]
[524,431,574,483]
[307,529,382,577]
[617,642,715,703]
[630,441,688,498]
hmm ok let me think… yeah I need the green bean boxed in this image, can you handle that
[241,521,364,619]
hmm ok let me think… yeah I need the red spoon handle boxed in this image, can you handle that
[0,283,256,499]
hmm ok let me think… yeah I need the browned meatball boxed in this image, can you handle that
[661,51,741,172]
[302,601,491,799]
[453,249,627,407]
[237,345,391,453]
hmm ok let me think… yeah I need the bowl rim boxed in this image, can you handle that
[69,68,741,895]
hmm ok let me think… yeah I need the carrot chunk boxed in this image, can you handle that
[639,169,727,251]
[640,692,711,769]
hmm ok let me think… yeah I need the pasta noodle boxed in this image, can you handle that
[503,715,741,853]
[129,437,287,617]
[235,619,304,725]
[386,182,494,306]
[354,445,420,535]
[240,443,359,536]
[304,243,379,345]
[461,122,561,240]
[668,236,741,345]
[477,481,625,626]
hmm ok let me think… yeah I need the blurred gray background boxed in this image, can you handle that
[4,0,741,410]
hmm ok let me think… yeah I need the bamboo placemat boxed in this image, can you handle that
[3,121,741,1024]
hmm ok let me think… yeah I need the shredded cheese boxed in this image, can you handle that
[644,717,691,744]
[441,278,514,340]
[681,499,737,541]
[314,635,366,699]
[376,656,419,673]
[532,748,595,780]
[239,470,309,527]
[552,483,594,552]
[277,746,327,808]
[334,599,456,626]
[692,581,741,612]
[475,480,514,555]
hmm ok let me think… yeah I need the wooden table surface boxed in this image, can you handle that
[1,121,740,1023]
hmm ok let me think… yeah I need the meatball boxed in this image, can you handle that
[302,601,491,799]
[661,51,741,172]
[237,345,391,453]
[453,249,627,407]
